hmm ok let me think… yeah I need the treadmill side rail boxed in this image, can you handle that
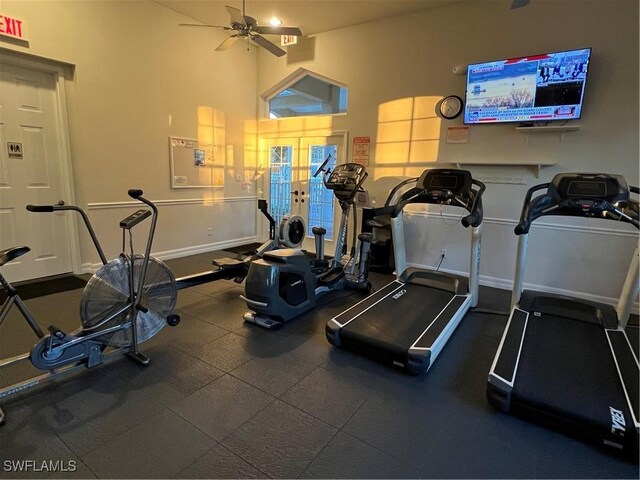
[487,308,529,411]
[409,295,471,366]
[605,329,640,431]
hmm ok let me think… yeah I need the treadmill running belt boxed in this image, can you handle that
[341,284,452,356]
[513,313,635,447]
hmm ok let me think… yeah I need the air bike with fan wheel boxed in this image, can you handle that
[326,169,485,374]
[175,199,307,290]
[487,173,639,457]
[241,160,374,330]
[0,189,180,425]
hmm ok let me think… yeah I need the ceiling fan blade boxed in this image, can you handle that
[254,26,302,36]
[511,0,530,8]
[250,34,286,57]
[226,5,246,26]
[179,23,230,30]
[216,35,240,51]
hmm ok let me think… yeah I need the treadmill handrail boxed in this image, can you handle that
[384,177,419,208]
[461,179,486,228]
[389,179,486,228]
[515,180,639,235]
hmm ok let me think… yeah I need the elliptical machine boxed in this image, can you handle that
[175,199,305,289]
[241,161,373,329]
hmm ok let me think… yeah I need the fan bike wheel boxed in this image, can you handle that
[79,255,177,347]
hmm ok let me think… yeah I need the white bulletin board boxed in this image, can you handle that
[169,136,225,188]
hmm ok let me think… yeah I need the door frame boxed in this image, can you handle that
[0,48,80,275]
[257,130,349,249]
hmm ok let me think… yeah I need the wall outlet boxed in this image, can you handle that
[207,228,213,236]
[441,248,447,257]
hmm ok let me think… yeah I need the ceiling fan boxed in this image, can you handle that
[179,0,303,57]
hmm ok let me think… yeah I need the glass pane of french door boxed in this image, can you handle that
[263,134,344,254]
[268,144,294,227]
[307,145,337,240]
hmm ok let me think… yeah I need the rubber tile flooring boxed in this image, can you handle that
[0,251,638,479]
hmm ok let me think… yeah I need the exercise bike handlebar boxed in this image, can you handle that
[26,203,108,265]
[128,189,144,199]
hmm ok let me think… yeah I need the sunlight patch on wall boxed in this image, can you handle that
[255,115,334,175]
[243,119,258,183]
[258,116,334,138]
[374,96,443,180]
[197,106,226,195]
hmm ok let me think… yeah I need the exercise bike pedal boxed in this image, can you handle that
[48,325,68,339]
[127,352,150,365]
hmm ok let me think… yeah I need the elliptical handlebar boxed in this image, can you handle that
[313,154,332,178]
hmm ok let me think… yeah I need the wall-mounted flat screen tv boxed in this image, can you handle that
[464,48,591,125]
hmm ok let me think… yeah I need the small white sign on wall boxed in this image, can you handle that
[7,142,23,159]
[446,126,469,144]
[352,136,370,166]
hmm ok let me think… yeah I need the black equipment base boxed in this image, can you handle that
[488,292,639,457]
[327,274,470,374]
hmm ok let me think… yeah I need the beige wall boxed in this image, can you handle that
[0,0,259,265]
[1,0,637,306]
[256,0,639,305]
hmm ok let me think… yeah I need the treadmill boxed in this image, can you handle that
[487,173,639,456]
[326,168,485,374]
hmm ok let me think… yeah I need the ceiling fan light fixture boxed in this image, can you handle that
[268,17,282,26]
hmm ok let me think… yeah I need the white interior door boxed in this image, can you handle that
[262,134,344,254]
[0,62,73,282]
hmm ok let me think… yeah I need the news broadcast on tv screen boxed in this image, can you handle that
[464,48,591,124]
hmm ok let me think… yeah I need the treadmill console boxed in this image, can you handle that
[417,169,472,201]
[325,163,367,202]
[551,173,630,213]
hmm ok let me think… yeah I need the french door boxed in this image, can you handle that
[262,134,345,254]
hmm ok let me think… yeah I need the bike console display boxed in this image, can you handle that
[324,163,367,202]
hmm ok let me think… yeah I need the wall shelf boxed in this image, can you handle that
[453,161,557,178]
[515,125,580,133]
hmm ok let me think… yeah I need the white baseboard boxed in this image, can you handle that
[80,236,259,274]
[408,261,640,315]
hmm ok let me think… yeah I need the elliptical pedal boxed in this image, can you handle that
[317,266,346,288]
[243,312,282,330]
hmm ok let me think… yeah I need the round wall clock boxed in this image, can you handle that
[439,95,464,120]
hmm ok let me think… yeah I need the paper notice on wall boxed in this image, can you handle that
[446,126,469,144]
[352,136,370,166]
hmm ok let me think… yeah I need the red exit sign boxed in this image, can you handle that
[0,14,27,41]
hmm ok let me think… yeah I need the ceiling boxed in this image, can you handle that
[155,0,463,36]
